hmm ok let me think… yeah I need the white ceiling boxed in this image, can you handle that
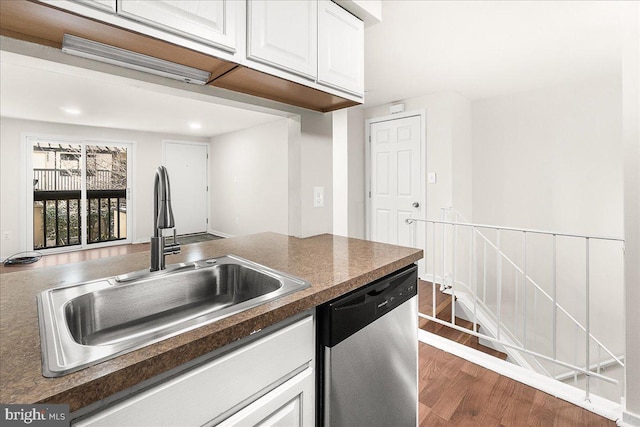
[0,1,633,131]
[0,52,284,138]
[363,0,631,107]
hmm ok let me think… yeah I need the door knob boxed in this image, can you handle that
[412,202,420,208]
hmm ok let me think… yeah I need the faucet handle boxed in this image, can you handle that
[163,229,181,255]
[170,229,181,247]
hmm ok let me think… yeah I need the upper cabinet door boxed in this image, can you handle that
[317,0,364,96]
[71,0,116,12]
[117,0,237,52]
[247,0,317,80]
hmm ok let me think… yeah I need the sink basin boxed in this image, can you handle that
[37,255,310,377]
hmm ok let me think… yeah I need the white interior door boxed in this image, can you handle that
[164,141,208,235]
[370,115,422,247]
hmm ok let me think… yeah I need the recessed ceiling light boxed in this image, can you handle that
[189,122,202,130]
[61,107,82,115]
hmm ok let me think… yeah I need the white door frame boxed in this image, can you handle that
[365,110,426,275]
[162,140,210,235]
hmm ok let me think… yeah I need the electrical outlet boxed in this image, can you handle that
[313,186,324,208]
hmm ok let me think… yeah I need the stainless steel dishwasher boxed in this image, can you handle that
[317,265,418,427]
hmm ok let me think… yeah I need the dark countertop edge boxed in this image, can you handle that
[0,233,423,410]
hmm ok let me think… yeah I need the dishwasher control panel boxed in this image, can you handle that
[318,264,418,348]
[375,277,416,316]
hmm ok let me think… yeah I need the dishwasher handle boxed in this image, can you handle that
[332,282,392,310]
[319,264,417,348]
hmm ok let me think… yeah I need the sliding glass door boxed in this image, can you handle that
[31,139,131,251]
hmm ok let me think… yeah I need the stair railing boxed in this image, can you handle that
[407,208,625,403]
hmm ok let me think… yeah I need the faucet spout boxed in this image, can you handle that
[154,166,175,233]
[151,166,180,271]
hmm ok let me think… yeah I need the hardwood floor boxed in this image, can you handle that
[1,243,615,425]
[418,342,614,426]
[419,280,508,359]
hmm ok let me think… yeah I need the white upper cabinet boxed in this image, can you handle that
[71,0,116,12]
[318,0,364,96]
[247,0,318,80]
[117,0,237,52]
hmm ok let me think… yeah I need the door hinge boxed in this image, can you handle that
[206,218,209,224]
[369,191,371,198]
[206,185,209,191]
[206,154,209,159]
[369,135,371,142]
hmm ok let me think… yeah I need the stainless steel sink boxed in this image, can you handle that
[37,255,310,377]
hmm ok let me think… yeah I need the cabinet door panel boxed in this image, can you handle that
[248,0,317,79]
[71,0,116,12]
[318,0,364,95]
[216,367,314,427]
[118,0,236,51]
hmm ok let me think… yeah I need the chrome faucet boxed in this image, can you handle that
[150,166,181,271]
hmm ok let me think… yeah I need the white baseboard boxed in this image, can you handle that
[208,229,234,239]
[418,329,622,422]
[420,273,440,285]
[619,410,640,426]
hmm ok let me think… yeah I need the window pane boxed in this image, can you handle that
[86,145,127,244]
[32,141,128,249]
[33,141,81,249]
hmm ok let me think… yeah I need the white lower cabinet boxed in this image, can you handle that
[216,367,314,427]
[73,315,314,427]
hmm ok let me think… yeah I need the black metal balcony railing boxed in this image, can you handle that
[33,189,127,250]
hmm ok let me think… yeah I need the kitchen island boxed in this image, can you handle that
[0,232,422,413]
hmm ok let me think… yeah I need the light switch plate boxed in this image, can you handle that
[427,172,437,184]
[314,186,324,208]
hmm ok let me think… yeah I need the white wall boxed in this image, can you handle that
[333,107,366,239]
[0,117,209,259]
[209,119,289,236]
[208,111,333,240]
[472,75,623,237]
[332,109,349,236]
[207,110,334,239]
[452,95,473,219]
[347,107,366,239]
[298,111,334,237]
[622,2,640,423]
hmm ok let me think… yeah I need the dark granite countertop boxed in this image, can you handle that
[0,233,422,411]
